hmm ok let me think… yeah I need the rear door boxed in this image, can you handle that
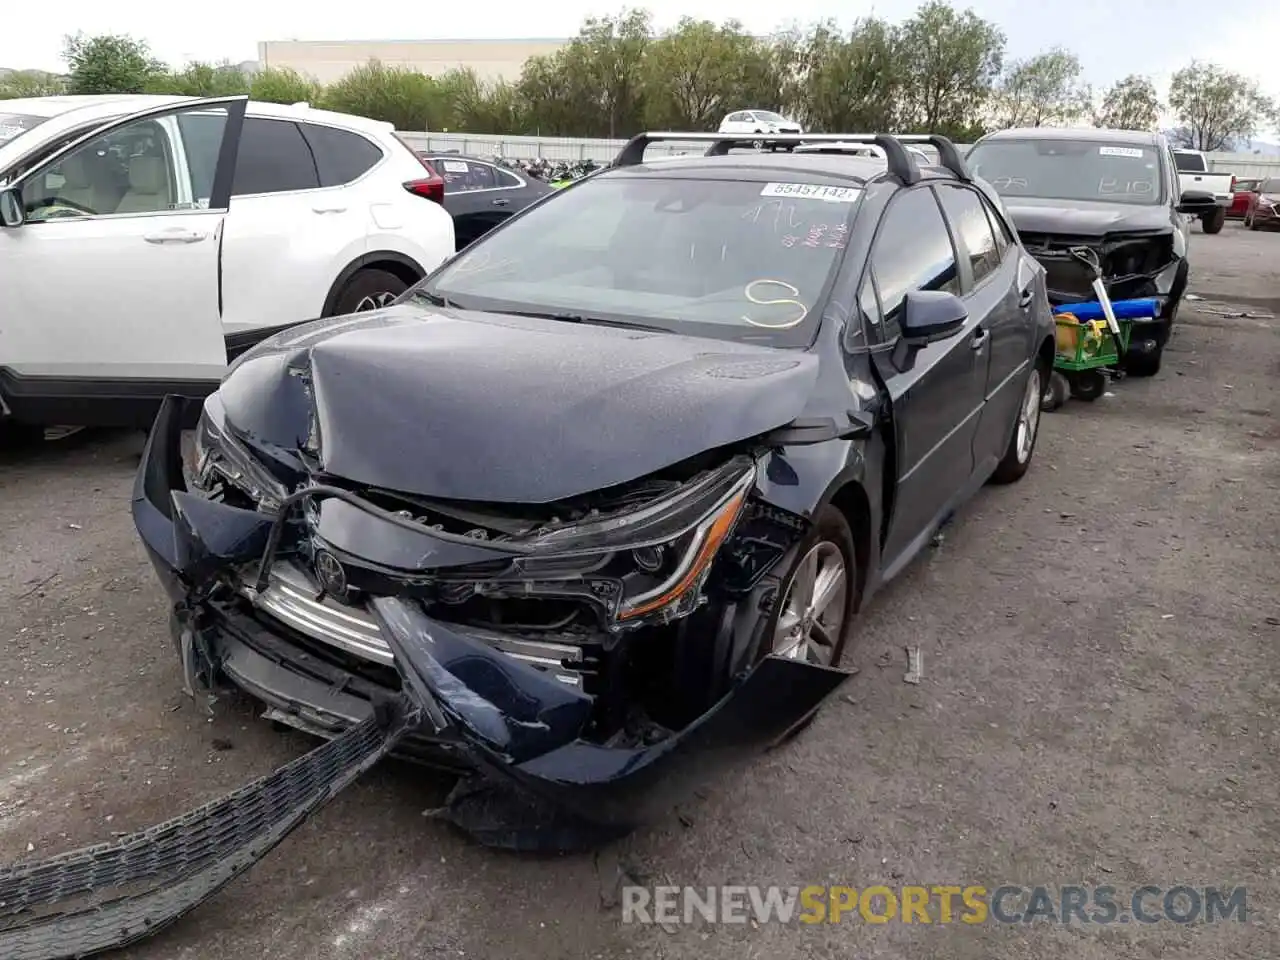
[863,186,989,569]
[437,157,547,248]
[934,182,1029,467]
[0,97,246,404]
[218,116,383,336]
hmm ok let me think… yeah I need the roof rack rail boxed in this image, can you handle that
[612,132,926,186]
[893,134,972,182]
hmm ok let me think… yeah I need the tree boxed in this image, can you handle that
[1167,61,1275,151]
[150,61,248,97]
[896,0,1004,138]
[63,33,166,94]
[796,19,903,133]
[1094,75,1161,131]
[575,9,653,138]
[250,67,323,105]
[641,18,762,130]
[994,49,1091,128]
[323,60,445,131]
[0,70,67,99]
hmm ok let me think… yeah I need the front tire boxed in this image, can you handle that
[1201,207,1226,234]
[1122,345,1163,377]
[329,269,409,317]
[763,505,857,669]
[990,364,1044,484]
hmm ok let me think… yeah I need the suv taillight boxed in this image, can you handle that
[404,175,445,204]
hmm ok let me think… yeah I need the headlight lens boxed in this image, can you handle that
[191,396,288,512]
[614,478,750,622]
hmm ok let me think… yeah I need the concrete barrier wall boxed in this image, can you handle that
[398,131,1280,177]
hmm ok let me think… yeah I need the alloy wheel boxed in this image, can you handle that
[1016,367,1043,463]
[772,541,847,665]
[353,291,399,312]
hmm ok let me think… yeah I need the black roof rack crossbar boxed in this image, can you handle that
[612,132,925,186]
[894,135,972,182]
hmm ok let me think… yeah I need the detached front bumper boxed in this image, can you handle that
[134,396,850,839]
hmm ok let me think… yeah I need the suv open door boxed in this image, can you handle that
[0,96,247,429]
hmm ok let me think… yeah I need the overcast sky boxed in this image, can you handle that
[11,0,1280,110]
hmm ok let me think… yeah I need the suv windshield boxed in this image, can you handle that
[0,113,49,148]
[968,138,1164,206]
[418,174,862,346]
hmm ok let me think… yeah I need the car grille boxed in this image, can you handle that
[246,561,588,688]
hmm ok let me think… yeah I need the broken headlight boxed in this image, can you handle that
[514,459,757,626]
[190,395,288,512]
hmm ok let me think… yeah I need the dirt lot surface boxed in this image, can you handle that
[2,224,1277,959]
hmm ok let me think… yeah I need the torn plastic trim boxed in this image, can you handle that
[0,703,415,960]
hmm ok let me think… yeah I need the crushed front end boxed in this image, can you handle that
[134,393,848,847]
[1018,229,1186,355]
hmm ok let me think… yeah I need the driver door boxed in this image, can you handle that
[0,97,246,425]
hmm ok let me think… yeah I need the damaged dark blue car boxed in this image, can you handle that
[0,133,1055,959]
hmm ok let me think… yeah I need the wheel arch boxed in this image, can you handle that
[825,480,872,611]
[320,251,426,318]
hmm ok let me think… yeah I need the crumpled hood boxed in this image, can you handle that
[218,304,819,504]
[1002,196,1174,237]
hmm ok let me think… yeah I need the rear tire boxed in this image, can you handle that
[990,364,1044,485]
[1122,345,1163,377]
[329,269,410,317]
[1068,369,1106,401]
[1201,207,1226,234]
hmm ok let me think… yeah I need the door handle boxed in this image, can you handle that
[491,198,510,207]
[970,326,989,350]
[143,229,206,244]
[312,206,347,214]
[1018,287,1034,308]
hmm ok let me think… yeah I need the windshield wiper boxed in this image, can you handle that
[497,310,668,333]
[410,289,456,308]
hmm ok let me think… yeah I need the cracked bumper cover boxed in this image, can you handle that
[135,396,848,829]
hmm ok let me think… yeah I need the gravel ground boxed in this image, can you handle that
[1,224,1277,960]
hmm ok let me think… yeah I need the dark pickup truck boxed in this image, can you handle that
[967,127,1207,377]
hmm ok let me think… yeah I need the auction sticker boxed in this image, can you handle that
[441,159,469,173]
[761,182,862,203]
[1098,146,1144,159]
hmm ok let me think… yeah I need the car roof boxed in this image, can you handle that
[979,126,1162,145]
[0,94,392,133]
[612,149,957,186]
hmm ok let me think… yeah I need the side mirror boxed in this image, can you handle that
[892,290,967,373]
[1176,189,1215,215]
[0,187,23,228]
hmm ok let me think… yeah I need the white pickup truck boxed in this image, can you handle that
[1173,149,1233,234]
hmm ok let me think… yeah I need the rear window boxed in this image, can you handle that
[420,175,863,347]
[968,138,1165,206]
[0,113,48,148]
[1173,152,1206,173]
[298,123,382,187]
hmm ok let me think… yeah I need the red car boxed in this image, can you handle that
[1243,177,1280,229]
[1228,177,1260,219]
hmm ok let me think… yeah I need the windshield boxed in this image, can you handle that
[1260,179,1280,194]
[418,175,862,347]
[0,113,49,148]
[968,139,1165,206]
[754,111,787,123]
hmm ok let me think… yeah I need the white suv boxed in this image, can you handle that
[0,95,454,430]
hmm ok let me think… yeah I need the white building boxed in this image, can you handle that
[256,38,569,85]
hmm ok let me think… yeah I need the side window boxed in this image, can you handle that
[297,123,383,187]
[232,118,320,196]
[21,113,202,221]
[870,187,960,339]
[496,168,522,188]
[435,156,473,192]
[176,112,226,205]
[466,162,497,190]
[936,184,1001,285]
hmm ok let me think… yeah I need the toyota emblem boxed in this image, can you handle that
[314,550,347,595]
